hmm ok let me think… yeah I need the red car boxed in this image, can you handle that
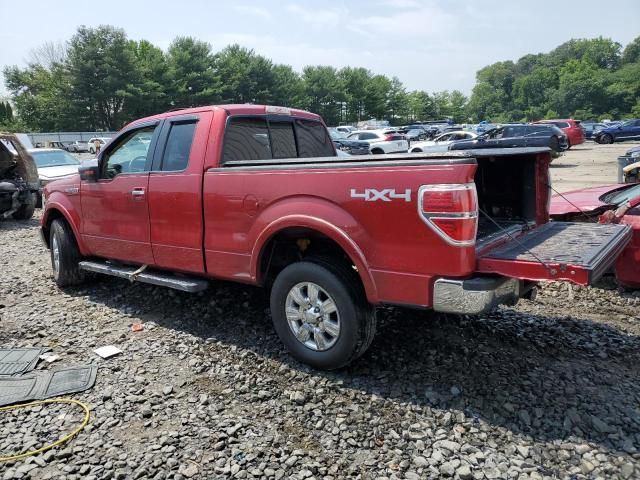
[40,104,631,369]
[533,119,585,149]
[550,183,640,287]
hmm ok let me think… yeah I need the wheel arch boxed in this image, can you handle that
[41,203,87,254]
[252,218,379,304]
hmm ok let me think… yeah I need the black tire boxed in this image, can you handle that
[411,148,422,153]
[12,192,36,220]
[371,149,384,155]
[549,136,560,153]
[603,134,614,144]
[566,139,571,150]
[49,219,85,287]
[270,258,376,370]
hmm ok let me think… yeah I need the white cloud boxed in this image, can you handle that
[285,3,348,29]
[232,5,272,20]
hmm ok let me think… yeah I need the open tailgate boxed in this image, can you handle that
[477,222,632,285]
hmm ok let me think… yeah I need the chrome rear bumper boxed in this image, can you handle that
[433,276,521,315]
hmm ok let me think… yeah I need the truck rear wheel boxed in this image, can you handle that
[50,219,85,287]
[270,258,376,370]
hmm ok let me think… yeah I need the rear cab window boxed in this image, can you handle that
[222,116,334,164]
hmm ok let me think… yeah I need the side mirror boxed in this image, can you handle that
[79,160,99,182]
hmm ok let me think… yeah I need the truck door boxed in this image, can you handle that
[147,112,212,273]
[80,122,160,265]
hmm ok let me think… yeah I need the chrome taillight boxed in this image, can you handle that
[418,183,478,246]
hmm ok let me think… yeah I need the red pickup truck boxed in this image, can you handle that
[41,105,631,369]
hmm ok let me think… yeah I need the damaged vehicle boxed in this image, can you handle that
[41,105,632,370]
[0,133,39,220]
[551,184,640,288]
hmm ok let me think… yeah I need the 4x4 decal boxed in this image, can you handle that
[350,188,411,202]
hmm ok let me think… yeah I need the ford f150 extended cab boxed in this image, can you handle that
[41,105,632,369]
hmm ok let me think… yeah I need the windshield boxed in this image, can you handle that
[32,150,80,168]
[603,184,640,205]
[329,130,347,140]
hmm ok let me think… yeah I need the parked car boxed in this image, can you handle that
[533,119,585,148]
[329,129,369,155]
[87,137,111,154]
[335,126,356,135]
[347,129,408,154]
[41,104,631,369]
[594,119,640,144]
[550,183,640,287]
[403,128,429,142]
[29,148,81,207]
[0,134,39,220]
[582,122,607,140]
[449,124,568,153]
[409,131,478,153]
[65,140,89,153]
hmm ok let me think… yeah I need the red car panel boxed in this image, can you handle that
[551,184,640,287]
[534,119,585,147]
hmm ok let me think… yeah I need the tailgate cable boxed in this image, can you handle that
[478,207,555,276]
[546,182,593,222]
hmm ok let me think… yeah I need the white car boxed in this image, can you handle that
[409,131,477,153]
[347,130,408,154]
[335,126,356,135]
[29,148,81,206]
[87,137,111,154]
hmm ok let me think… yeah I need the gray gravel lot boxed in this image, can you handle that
[1,144,640,479]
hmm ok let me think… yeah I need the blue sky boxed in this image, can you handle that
[1,0,639,96]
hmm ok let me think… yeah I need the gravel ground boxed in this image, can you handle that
[1,214,639,480]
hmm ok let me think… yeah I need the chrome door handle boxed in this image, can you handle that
[131,188,145,200]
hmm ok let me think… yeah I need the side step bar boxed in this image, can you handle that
[78,261,208,293]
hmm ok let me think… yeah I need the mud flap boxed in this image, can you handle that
[477,222,632,285]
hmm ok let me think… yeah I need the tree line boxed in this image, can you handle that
[468,36,640,122]
[1,25,468,132]
[2,26,639,133]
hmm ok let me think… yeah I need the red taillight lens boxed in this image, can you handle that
[419,184,478,246]
[422,189,475,213]
[430,218,477,242]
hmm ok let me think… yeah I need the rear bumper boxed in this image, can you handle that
[432,276,521,315]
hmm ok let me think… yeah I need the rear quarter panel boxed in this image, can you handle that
[203,161,477,306]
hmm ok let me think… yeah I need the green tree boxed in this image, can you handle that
[66,25,139,130]
[166,37,218,108]
[622,36,640,64]
[125,39,171,119]
[301,66,343,126]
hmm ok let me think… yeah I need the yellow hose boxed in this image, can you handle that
[0,399,91,463]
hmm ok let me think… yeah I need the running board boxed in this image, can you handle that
[78,261,208,292]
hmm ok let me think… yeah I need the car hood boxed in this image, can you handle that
[38,165,80,179]
[549,184,621,215]
[334,139,369,147]
[625,145,640,156]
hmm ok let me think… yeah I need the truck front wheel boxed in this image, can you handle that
[270,259,376,370]
[50,219,85,287]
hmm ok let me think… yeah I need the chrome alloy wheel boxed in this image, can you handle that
[285,282,340,351]
[52,234,60,278]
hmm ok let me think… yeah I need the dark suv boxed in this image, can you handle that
[449,124,568,153]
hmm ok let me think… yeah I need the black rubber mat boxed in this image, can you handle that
[0,348,42,375]
[0,366,97,407]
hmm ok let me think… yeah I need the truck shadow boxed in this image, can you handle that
[72,278,640,457]
[0,217,41,231]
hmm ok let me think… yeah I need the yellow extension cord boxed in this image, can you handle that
[0,399,91,463]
